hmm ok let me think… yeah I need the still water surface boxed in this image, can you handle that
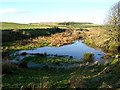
[15,41,105,63]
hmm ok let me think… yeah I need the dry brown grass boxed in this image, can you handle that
[14,31,81,47]
[81,28,110,50]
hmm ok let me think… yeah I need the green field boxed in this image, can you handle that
[1,22,66,30]
[70,24,102,28]
[1,22,102,30]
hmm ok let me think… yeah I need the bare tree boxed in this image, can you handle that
[106,2,120,26]
[104,1,120,53]
[105,1,120,44]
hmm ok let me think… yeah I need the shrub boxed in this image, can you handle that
[2,62,18,74]
[83,53,94,62]
[20,52,28,55]
[18,60,28,68]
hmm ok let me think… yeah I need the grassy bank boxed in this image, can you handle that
[69,58,120,88]
[2,57,120,88]
[2,28,66,42]
[81,27,119,55]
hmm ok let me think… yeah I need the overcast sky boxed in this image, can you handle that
[0,0,119,24]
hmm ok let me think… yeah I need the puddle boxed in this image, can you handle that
[5,41,112,69]
[14,41,106,63]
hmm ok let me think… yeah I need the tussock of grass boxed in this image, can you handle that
[83,53,94,62]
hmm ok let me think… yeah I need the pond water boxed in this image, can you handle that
[13,41,106,63]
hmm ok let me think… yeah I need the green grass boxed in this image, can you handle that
[2,65,75,89]
[1,22,66,30]
[22,55,83,65]
[69,58,120,88]
[1,22,49,30]
[1,22,102,30]
[70,24,102,28]
[2,58,120,88]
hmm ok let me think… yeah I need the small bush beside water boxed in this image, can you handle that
[83,53,94,62]
[18,60,28,68]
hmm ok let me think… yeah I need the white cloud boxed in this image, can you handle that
[0,8,28,14]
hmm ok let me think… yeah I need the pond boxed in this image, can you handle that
[13,41,106,64]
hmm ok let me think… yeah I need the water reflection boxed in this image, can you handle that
[16,41,105,63]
